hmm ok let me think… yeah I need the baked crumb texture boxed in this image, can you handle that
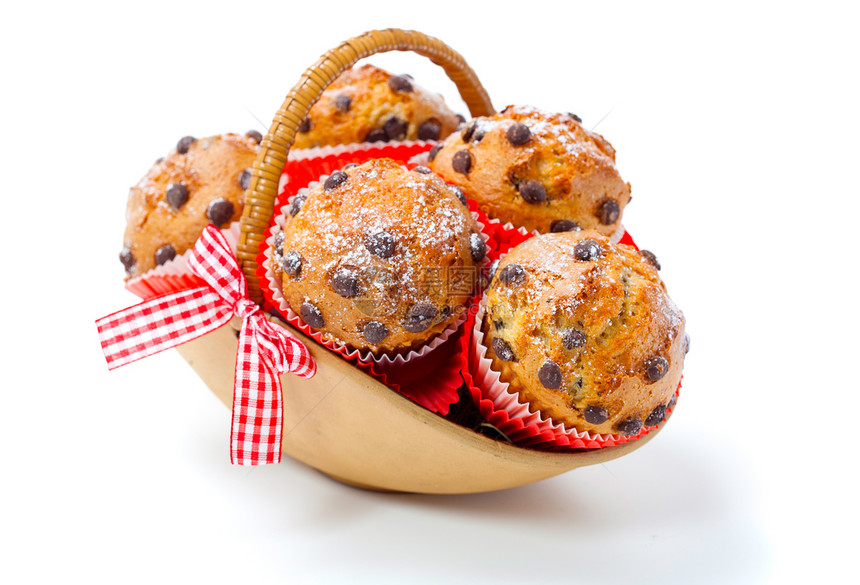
[429,105,631,235]
[272,158,486,355]
[121,132,261,279]
[482,231,686,436]
[292,64,462,149]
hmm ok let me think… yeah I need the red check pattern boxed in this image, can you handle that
[97,225,316,465]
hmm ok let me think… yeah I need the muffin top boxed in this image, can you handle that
[272,158,487,354]
[482,230,686,436]
[428,105,631,235]
[121,132,261,279]
[292,64,462,149]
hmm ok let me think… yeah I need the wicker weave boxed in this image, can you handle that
[238,28,496,304]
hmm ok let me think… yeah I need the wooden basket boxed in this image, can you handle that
[176,28,669,494]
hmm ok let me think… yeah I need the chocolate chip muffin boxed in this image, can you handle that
[291,64,463,149]
[482,230,686,436]
[120,131,261,279]
[428,105,632,235]
[271,158,486,354]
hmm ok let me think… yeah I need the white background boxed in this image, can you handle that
[2,1,858,583]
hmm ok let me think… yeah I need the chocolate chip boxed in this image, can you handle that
[363,321,389,345]
[450,186,468,206]
[206,198,235,227]
[519,180,547,203]
[550,220,580,233]
[492,319,504,330]
[281,251,302,278]
[573,239,603,261]
[644,356,669,382]
[300,302,324,329]
[274,231,284,257]
[388,75,413,93]
[176,136,196,154]
[403,301,437,333]
[562,329,587,350]
[246,130,263,144]
[567,112,582,123]
[498,263,526,286]
[473,130,486,143]
[334,94,351,113]
[365,128,389,143]
[452,150,472,175]
[668,394,677,409]
[617,418,643,436]
[645,404,667,427]
[155,157,164,165]
[155,244,176,266]
[324,170,348,191]
[538,360,563,389]
[165,183,189,210]
[383,117,407,141]
[289,193,307,216]
[343,163,360,170]
[365,230,395,258]
[469,233,487,262]
[684,333,691,355]
[331,268,361,298]
[412,165,433,174]
[492,337,515,361]
[584,405,609,425]
[298,117,312,133]
[506,122,531,145]
[599,200,621,225]
[239,169,252,190]
[119,247,134,271]
[440,305,451,320]
[461,122,476,142]
[428,144,442,161]
[639,249,661,270]
[456,114,467,127]
[418,119,441,141]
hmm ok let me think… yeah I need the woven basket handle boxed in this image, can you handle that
[238,28,496,304]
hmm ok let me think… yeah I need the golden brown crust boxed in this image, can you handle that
[273,158,485,354]
[481,231,685,435]
[292,64,462,149]
[121,133,260,279]
[428,105,631,235]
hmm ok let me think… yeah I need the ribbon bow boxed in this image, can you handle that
[97,225,316,465]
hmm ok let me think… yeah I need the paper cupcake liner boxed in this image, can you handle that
[478,210,627,247]
[256,143,497,414]
[466,298,681,450]
[124,222,242,299]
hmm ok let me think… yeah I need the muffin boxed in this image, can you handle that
[291,64,463,149]
[120,131,262,279]
[428,105,631,235]
[271,158,487,354]
[481,230,686,436]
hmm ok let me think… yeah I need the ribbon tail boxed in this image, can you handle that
[97,287,232,370]
[231,319,283,465]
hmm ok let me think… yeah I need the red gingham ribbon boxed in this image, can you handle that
[97,225,316,465]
